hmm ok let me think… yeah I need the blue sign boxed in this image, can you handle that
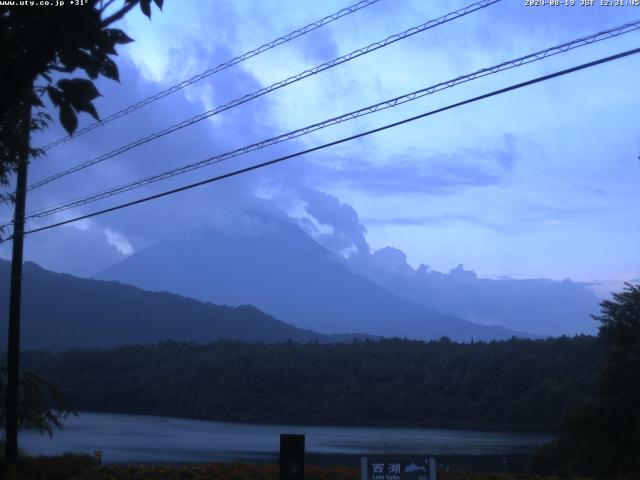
[361,458,436,480]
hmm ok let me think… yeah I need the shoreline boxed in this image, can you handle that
[64,409,558,436]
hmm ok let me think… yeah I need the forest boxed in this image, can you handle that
[19,335,600,432]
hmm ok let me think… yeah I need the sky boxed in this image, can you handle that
[1,0,639,296]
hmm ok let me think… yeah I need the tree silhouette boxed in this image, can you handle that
[538,283,640,476]
[0,366,75,438]
[592,283,640,474]
[0,0,163,202]
[1,1,164,471]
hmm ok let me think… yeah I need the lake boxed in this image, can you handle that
[20,412,552,465]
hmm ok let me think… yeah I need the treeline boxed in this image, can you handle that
[20,336,600,432]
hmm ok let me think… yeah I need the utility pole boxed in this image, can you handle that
[4,100,31,480]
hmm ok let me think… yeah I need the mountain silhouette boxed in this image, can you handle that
[96,213,528,341]
[0,259,370,350]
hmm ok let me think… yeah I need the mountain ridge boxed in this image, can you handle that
[96,215,530,341]
[0,259,371,350]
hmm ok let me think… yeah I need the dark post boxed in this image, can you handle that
[4,100,31,480]
[279,434,305,480]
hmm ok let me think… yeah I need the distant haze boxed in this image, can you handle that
[349,248,600,336]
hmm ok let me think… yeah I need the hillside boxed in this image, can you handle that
[0,260,366,350]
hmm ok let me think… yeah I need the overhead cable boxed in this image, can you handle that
[25,0,500,193]
[8,46,638,241]
[39,0,383,151]
[22,20,640,221]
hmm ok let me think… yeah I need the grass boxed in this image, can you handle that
[2,453,637,480]
[0,459,616,480]
[2,453,97,480]
[63,463,612,480]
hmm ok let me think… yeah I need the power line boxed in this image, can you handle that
[22,19,640,221]
[39,0,383,152]
[24,0,500,193]
[9,46,639,242]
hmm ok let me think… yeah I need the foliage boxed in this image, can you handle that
[0,365,76,437]
[59,461,609,480]
[1,455,634,480]
[0,0,163,202]
[68,463,359,480]
[536,284,640,477]
[0,0,165,440]
[21,336,601,432]
[596,283,640,410]
[0,451,96,480]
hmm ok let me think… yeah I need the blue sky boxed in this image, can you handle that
[2,0,639,295]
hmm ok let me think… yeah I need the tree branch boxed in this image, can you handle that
[100,0,118,13]
[101,1,138,27]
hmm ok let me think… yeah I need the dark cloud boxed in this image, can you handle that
[300,188,369,255]
[295,27,339,64]
[3,0,634,291]
[2,31,358,275]
[362,213,502,231]
[306,134,518,196]
[2,225,126,278]
[16,51,290,253]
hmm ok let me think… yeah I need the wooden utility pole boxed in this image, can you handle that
[4,100,31,480]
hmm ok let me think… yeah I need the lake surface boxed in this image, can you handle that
[20,412,552,465]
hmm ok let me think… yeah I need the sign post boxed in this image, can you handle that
[279,434,305,480]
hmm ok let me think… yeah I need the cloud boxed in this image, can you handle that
[370,247,414,275]
[348,246,599,336]
[362,213,502,231]
[306,134,518,196]
[18,52,285,249]
[299,188,369,255]
[1,224,126,278]
[105,228,134,256]
[1,0,637,295]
